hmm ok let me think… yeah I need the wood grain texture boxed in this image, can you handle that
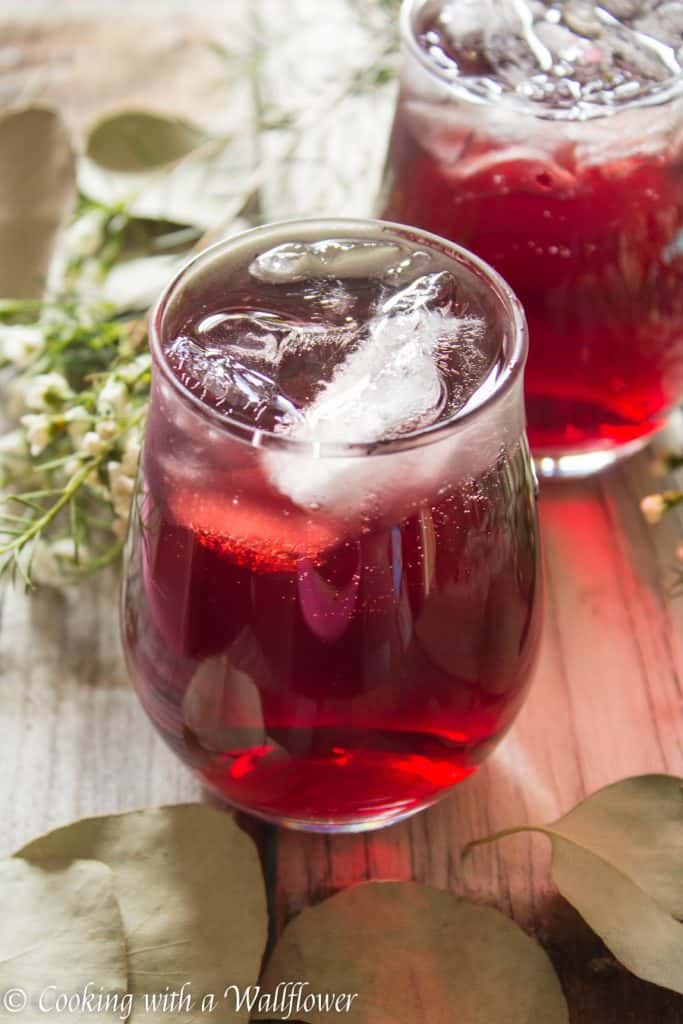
[1,4,682,1022]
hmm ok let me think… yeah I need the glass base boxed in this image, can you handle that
[533,432,653,480]
[203,779,449,833]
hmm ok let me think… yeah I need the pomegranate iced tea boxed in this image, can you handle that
[122,220,541,831]
[383,0,683,474]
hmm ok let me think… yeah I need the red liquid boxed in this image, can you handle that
[383,114,683,455]
[123,392,540,827]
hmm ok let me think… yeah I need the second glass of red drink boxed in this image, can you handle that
[122,218,541,831]
[382,0,683,477]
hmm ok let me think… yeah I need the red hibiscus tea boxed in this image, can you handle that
[122,220,541,831]
[382,0,683,475]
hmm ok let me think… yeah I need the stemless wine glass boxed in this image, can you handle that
[381,0,683,478]
[121,218,541,833]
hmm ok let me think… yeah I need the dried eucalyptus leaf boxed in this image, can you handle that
[469,775,683,995]
[87,112,210,172]
[0,858,128,1023]
[548,775,683,993]
[259,882,569,1024]
[18,805,268,1023]
[0,107,76,299]
[80,111,251,230]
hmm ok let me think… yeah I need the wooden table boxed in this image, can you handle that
[1,5,682,1022]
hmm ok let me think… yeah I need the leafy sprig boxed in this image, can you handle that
[0,0,400,588]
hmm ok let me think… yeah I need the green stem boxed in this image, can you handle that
[0,406,145,562]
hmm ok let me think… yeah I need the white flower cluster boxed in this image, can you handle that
[15,537,81,589]
[0,324,45,368]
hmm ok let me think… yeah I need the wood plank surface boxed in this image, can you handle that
[1,5,682,1023]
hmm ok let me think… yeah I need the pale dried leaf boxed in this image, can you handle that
[80,111,253,230]
[259,881,569,1024]
[18,805,268,1023]
[548,775,683,994]
[469,775,683,995]
[0,858,128,1023]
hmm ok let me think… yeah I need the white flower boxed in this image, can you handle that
[20,537,82,589]
[20,413,51,456]
[640,494,667,525]
[0,429,29,480]
[66,208,107,260]
[118,353,152,385]
[51,537,82,562]
[24,372,73,411]
[0,324,45,368]
[25,541,61,588]
[121,434,141,477]
[0,429,27,458]
[96,419,118,442]
[64,405,91,443]
[97,377,128,416]
[63,456,83,479]
[81,431,104,458]
[108,460,135,518]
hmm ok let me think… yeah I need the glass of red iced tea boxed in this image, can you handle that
[382,0,683,477]
[121,218,541,832]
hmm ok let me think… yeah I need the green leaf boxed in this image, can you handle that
[0,857,128,1023]
[467,775,683,995]
[80,111,251,230]
[259,881,569,1023]
[18,805,268,1023]
[0,107,76,298]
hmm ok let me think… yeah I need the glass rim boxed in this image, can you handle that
[400,0,683,123]
[149,217,528,460]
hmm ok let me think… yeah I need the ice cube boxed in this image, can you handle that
[283,272,458,446]
[262,273,488,521]
[166,336,303,427]
[431,0,681,116]
[249,238,406,284]
[196,311,282,366]
[381,250,433,288]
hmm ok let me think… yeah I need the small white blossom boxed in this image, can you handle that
[63,456,83,479]
[118,353,151,385]
[24,372,73,411]
[81,431,104,458]
[97,377,128,416]
[20,537,82,589]
[640,494,667,525]
[86,468,109,499]
[96,419,118,442]
[20,413,52,456]
[121,435,141,477]
[19,540,61,589]
[66,208,107,260]
[64,405,91,444]
[108,459,135,518]
[0,429,29,481]
[0,429,27,458]
[0,324,45,368]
